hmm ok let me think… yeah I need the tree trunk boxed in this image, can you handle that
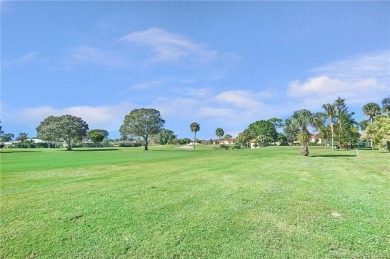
[144,136,148,151]
[370,118,374,150]
[193,132,197,149]
[301,143,309,156]
[66,140,72,150]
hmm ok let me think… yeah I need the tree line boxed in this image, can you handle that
[1,97,389,154]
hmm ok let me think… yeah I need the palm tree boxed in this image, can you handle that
[362,102,381,149]
[291,109,313,156]
[363,102,381,124]
[334,97,348,149]
[382,97,390,113]
[215,128,224,144]
[312,112,327,148]
[190,122,200,149]
[322,103,336,150]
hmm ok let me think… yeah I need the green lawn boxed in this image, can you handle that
[1,146,389,258]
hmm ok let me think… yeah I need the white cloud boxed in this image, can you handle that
[312,51,390,82]
[12,102,135,133]
[287,51,390,108]
[131,80,164,90]
[62,46,126,68]
[120,27,218,63]
[216,90,272,110]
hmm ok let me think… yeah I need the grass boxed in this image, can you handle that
[1,146,389,258]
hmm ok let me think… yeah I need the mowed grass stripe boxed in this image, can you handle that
[1,146,389,258]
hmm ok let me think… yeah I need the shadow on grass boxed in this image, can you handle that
[0,150,38,154]
[64,148,120,152]
[311,154,357,158]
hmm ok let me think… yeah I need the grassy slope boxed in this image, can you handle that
[0,146,389,258]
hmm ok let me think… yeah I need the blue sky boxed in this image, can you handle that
[1,1,389,140]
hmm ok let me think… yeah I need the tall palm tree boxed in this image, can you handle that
[312,112,327,148]
[190,122,200,149]
[322,103,336,150]
[362,102,381,149]
[382,97,390,113]
[291,109,313,156]
[362,102,381,124]
[215,128,224,144]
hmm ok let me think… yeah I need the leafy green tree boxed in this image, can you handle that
[334,97,351,149]
[322,103,336,150]
[223,134,233,139]
[88,129,109,147]
[35,116,59,147]
[277,133,288,145]
[120,108,165,151]
[215,128,224,144]
[155,129,176,145]
[236,129,252,148]
[362,102,381,148]
[1,133,14,142]
[283,118,299,146]
[366,114,390,152]
[16,133,29,143]
[382,97,390,113]
[291,109,313,156]
[359,120,370,147]
[190,122,200,149]
[248,120,277,147]
[37,115,89,151]
[268,118,284,129]
[312,112,329,148]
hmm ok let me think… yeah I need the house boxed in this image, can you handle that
[309,134,322,144]
[249,139,258,149]
[218,138,236,145]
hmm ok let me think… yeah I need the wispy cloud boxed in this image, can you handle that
[312,51,390,82]
[1,0,11,12]
[216,90,273,110]
[62,46,126,68]
[120,27,218,64]
[3,51,42,66]
[131,80,165,90]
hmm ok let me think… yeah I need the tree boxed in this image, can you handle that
[236,129,252,148]
[37,115,89,151]
[334,97,350,149]
[155,129,176,145]
[312,112,328,148]
[16,133,29,143]
[1,133,14,142]
[277,133,288,146]
[268,118,284,129]
[283,118,299,146]
[362,102,381,149]
[382,97,390,113]
[363,102,381,124]
[120,108,165,151]
[291,109,313,156]
[366,114,390,152]
[224,134,233,139]
[322,103,336,149]
[88,129,109,147]
[248,120,277,147]
[215,128,224,144]
[190,122,200,149]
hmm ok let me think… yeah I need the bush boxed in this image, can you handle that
[219,144,230,150]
